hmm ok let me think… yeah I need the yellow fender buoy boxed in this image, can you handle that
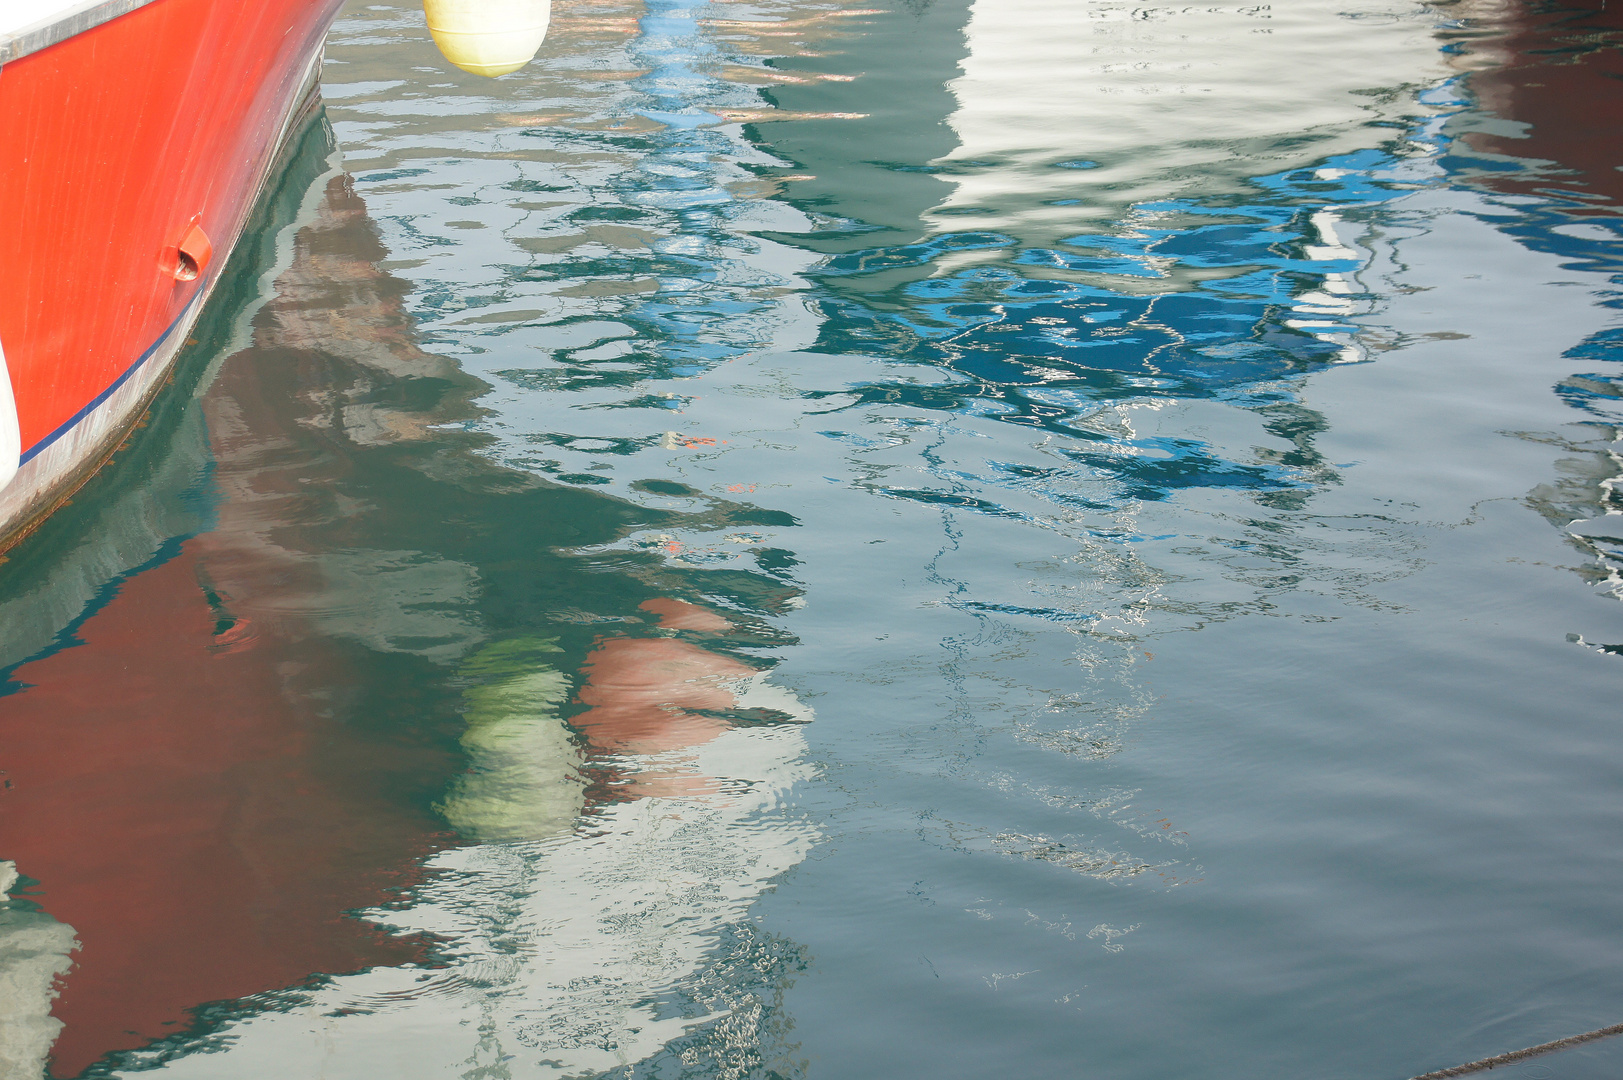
[423,0,551,78]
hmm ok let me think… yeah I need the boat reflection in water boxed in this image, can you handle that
[0,110,815,1079]
[1451,0,1623,647]
[933,0,1449,243]
[1452,0,1623,208]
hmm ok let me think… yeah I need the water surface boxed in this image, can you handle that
[4,0,1623,1077]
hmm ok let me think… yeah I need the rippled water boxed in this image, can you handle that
[5,0,1623,1076]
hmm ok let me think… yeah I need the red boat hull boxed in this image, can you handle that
[0,0,346,549]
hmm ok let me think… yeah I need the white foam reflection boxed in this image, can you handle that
[0,863,75,1080]
[139,714,815,1078]
[938,0,1448,242]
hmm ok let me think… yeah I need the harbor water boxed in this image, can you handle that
[3,0,1623,1076]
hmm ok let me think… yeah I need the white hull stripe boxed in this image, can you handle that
[0,0,162,64]
[0,340,18,492]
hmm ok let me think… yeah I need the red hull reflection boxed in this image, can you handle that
[1461,0,1623,207]
[0,547,439,1078]
[0,151,464,1078]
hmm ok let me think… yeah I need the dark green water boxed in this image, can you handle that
[4,0,1623,1077]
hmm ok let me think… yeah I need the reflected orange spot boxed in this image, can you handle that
[574,636,755,757]
[640,598,734,632]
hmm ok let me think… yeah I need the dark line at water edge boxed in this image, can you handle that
[1410,1021,1623,1079]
